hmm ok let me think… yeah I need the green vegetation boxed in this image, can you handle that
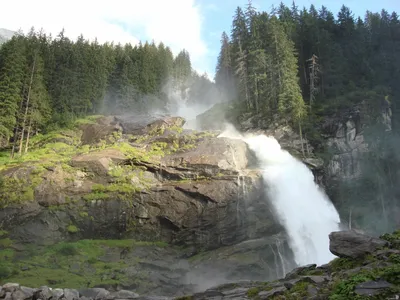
[215,2,400,234]
[0,27,217,159]
[247,287,260,298]
[67,225,79,233]
[0,239,167,287]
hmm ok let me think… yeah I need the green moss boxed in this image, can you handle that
[305,269,325,276]
[0,230,8,237]
[0,248,14,260]
[169,125,184,134]
[381,230,400,248]
[0,167,45,208]
[79,211,89,218]
[92,183,140,194]
[74,115,103,126]
[330,257,365,272]
[67,225,79,233]
[0,238,13,248]
[175,296,193,300]
[83,192,110,201]
[289,281,309,297]
[247,287,260,298]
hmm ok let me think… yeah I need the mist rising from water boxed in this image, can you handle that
[219,124,341,266]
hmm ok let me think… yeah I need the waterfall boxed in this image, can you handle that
[219,125,341,266]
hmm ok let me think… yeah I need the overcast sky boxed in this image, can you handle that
[1,0,399,79]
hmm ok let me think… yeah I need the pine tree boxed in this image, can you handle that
[215,32,235,102]
[0,35,26,146]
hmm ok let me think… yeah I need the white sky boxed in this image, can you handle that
[1,0,209,74]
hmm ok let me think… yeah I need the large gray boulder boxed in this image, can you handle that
[329,230,388,258]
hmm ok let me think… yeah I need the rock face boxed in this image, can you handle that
[0,114,284,254]
[71,149,127,175]
[329,230,388,258]
[0,114,295,296]
[323,101,391,182]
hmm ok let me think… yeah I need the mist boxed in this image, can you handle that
[101,73,227,130]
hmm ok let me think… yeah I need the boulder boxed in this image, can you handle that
[354,280,393,297]
[162,137,257,176]
[71,149,126,175]
[115,114,185,135]
[80,116,122,145]
[329,230,388,258]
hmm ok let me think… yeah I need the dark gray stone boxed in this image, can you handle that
[329,231,388,258]
[79,288,110,300]
[285,264,317,279]
[64,289,80,300]
[110,290,139,299]
[258,286,286,299]
[355,280,393,296]
[4,292,12,300]
[307,285,318,297]
[301,276,329,284]
[221,287,249,298]
[34,286,52,300]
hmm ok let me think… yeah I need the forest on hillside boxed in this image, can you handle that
[214,1,400,233]
[215,2,400,129]
[0,28,216,154]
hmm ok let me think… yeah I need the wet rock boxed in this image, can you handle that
[220,287,249,298]
[355,280,393,296]
[301,276,330,284]
[329,231,388,258]
[307,285,318,297]
[258,286,286,299]
[285,264,317,279]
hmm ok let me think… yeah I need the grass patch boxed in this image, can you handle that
[1,239,167,288]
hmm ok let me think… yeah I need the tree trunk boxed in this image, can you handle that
[254,76,259,112]
[299,120,305,156]
[10,88,27,158]
[24,118,33,153]
[349,207,352,230]
[18,53,37,156]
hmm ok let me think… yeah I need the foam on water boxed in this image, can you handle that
[219,125,341,266]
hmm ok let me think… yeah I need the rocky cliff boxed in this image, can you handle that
[196,100,396,234]
[0,114,294,296]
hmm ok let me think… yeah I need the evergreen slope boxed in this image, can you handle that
[0,28,216,153]
[214,1,400,236]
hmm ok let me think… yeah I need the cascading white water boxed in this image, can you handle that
[219,125,341,266]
